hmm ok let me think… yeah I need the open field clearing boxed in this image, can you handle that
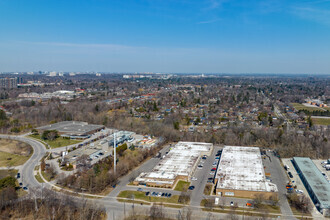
[0,139,33,167]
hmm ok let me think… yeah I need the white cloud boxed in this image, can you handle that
[197,18,222,24]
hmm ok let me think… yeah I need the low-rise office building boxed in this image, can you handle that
[215,146,278,198]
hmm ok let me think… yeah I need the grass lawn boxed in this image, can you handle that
[118,190,187,205]
[201,208,282,218]
[35,172,44,183]
[201,199,281,214]
[174,180,190,191]
[0,169,18,179]
[41,170,53,182]
[312,117,330,126]
[290,206,312,217]
[0,151,30,167]
[29,134,82,148]
[291,103,324,112]
[0,138,33,167]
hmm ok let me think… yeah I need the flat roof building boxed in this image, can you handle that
[36,121,105,137]
[292,157,330,216]
[215,146,278,198]
[134,142,213,188]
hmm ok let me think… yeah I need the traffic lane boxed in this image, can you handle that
[0,135,46,190]
[16,137,46,189]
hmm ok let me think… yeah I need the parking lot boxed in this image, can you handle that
[313,159,330,182]
[282,158,330,194]
[282,158,307,195]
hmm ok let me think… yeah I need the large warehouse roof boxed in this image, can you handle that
[36,121,104,136]
[293,157,330,210]
[216,146,278,192]
[135,142,212,185]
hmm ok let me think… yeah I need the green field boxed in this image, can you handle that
[291,103,324,112]
[174,180,190,191]
[312,117,330,126]
[118,190,186,204]
[0,151,31,167]
[29,134,82,148]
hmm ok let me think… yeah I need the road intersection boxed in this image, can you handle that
[0,134,301,220]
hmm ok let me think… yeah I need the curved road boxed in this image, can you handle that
[0,134,46,189]
[1,135,299,219]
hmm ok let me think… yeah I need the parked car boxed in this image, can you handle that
[16,173,20,179]
[188,186,195,190]
[211,168,216,171]
[197,165,203,169]
[161,193,165,197]
[230,201,234,206]
[296,189,303,194]
[145,191,150,196]
[210,172,215,175]
[191,177,197,181]
[288,172,293,178]
[167,193,172,198]
[137,188,143,192]
[23,187,28,190]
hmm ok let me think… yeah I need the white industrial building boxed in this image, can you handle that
[134,142,213,188]
[215,146,278,198]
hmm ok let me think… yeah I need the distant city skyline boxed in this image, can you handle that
[0,0,329,74]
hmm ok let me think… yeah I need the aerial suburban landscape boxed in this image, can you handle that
[0,73,328,219]
[0,0,329,219]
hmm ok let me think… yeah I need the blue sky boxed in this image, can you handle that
[0,0,329,73]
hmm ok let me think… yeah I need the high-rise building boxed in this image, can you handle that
[0,77,22,89]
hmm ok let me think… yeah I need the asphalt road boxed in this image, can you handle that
[2,135,295,220]
[0,134,46,189]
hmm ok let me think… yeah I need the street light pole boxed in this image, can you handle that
[113,132,116,174]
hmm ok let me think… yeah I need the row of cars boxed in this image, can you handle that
[146,191,172,198]
[209,149,222,180]
[16,172,28,190]
[137,188,172,198]
[284,165,294,178]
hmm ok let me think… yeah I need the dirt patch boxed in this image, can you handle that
[0,138,32,156]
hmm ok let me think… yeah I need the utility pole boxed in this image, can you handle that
[113,132,116,174]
